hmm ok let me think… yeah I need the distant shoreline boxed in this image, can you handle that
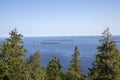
[0,35,119,38]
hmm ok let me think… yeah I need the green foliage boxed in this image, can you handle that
[89,28,120,80]
[27,51,46,80]
[1,28,120,80]
[66,46,85,80]
[46,56,62,80]
[0,28,27,80]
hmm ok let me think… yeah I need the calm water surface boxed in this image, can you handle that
[1,36,120,75]
[23,36,120,75]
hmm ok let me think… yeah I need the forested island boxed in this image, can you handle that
[0,28,120,80]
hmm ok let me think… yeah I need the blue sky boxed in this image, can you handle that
[0,0,120,37]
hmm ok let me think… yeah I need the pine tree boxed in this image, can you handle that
[66,46,85,80]
[46,56,62,80]
[27,51,46,80]
[89,28,120,80]
[0,29,27,80]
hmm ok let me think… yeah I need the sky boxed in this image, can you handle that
[0,0,120,37]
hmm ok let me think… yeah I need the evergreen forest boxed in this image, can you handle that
[0,28,120,80]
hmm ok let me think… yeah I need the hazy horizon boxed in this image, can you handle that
[0,34,120,38]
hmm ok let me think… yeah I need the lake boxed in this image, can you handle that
[1,36,120,75]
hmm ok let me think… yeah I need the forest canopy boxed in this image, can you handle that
[0,28,120,80]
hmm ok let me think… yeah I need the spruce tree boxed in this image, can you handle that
[89,28,120,80]
[0,29,27,80]
[27,51,46,80]
[66,46,85,80]
[46,56,62,80]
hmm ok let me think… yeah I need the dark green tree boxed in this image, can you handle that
[0,29,28,80]
[27,51,46,80]
[66,46,85,80]
[89,28,120,80]
[46,56,62,80]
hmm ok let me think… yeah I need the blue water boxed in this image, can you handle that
[1,36,120,75]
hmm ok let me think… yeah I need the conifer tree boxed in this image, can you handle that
[0,29,27,80]
[46,56,62,80]
[89,28,120,80]
[28,51,46,80]
[66,46,85,80]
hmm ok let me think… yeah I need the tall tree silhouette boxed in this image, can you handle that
[89,28,120,80]
[0,29,27,80]
[66,46,85,80]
